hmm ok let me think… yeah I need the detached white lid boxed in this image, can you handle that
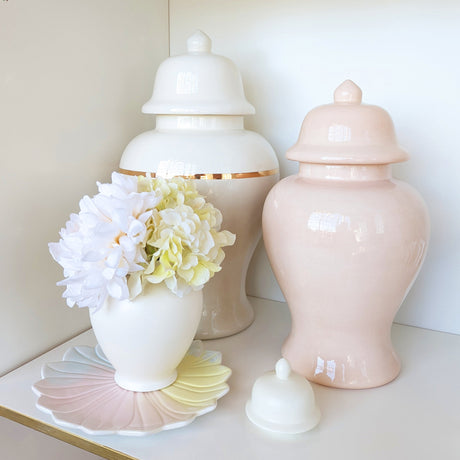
[142,30,255,115]
[246,358,321,434]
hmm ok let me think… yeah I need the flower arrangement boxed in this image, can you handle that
[49,172,236,311]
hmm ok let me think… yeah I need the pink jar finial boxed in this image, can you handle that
[334,80,362,104]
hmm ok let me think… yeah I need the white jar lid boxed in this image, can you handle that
[142,30,255,115]
[246,358,321,434]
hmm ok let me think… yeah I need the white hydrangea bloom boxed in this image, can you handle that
[49,173,235,309]
[49,173,162,310]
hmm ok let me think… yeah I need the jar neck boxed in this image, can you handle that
[298,164,392,181]
[155,115,244,130]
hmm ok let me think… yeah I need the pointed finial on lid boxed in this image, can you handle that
[275,358,292,380]
[187,30,212,54]
[334,80,362,104]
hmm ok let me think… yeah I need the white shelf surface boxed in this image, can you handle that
[0,297,459,460]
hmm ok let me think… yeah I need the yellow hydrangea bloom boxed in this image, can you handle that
[132,176,235,297]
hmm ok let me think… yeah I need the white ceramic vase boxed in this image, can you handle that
[119,31,279,339]
[89,283,203,392]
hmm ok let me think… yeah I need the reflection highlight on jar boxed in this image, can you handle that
[157,160,198,178]
[314,357,337,382]
[314,355,369,384]
[307,212,351,233]
[328,124,352,142]
[176,71,198,95]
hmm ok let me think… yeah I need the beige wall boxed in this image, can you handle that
[170,0,460,335]
[0,2,458,456]
[0,0,169,375]
[1,0,459,378]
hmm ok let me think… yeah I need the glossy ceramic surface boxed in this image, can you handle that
[263,81,430,389]
[246,358,320,434]
[32,341,231,436]
[287,80,409,165]
[120,31,279,339]
[90,283,203,392]
[142,30,255,115]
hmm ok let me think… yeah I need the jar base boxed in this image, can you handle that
[195,295,255,340]
[114,370,178,392]
[307,364,401,389]
[195,314,254,340]
[283,338,401,389]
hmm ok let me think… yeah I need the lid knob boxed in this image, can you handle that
[334,79,362,104]
[187,30,212,54]
[275,358,291,380]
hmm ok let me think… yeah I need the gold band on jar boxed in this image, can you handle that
[118,168,279,180]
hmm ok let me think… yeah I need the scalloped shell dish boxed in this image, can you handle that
[32,341,231,436]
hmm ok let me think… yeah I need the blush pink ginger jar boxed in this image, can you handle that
[262,80,430,389]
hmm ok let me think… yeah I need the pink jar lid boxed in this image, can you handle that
[287,80,409,165]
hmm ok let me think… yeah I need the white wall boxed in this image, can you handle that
[1,0,458,370]
[0,0,169,375]
[170,0,460,334]
[0,2,458,458]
